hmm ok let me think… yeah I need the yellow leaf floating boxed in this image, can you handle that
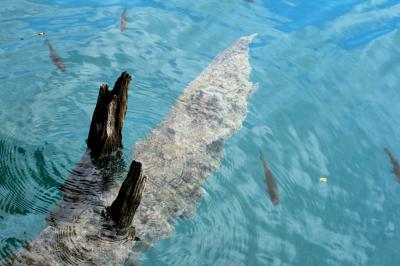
[320,177,328,183]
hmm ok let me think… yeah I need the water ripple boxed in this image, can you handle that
[2,0,400,264]
[0,134,68,258]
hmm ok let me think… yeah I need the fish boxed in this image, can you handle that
[45,39,65,72]
[384,148,400,181]
[259,150,279,205]
[5,34,257,265]
[121,8,127,32]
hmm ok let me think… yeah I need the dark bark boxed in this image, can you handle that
[108,160,147,229]
[0,72,140,265]
[49,72,132,225]
[87,71,132,161]
[86,71,147,230]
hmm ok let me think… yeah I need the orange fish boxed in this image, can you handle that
[121,8,127,32]
[384,148,400,181]
[259,150,279,205]
[45,39,65,72]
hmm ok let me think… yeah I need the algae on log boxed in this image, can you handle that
[108,160,147,229]
[87,71,131,161]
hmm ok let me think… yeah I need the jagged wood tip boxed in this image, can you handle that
[87,71,132,161]
[108,160,147,229]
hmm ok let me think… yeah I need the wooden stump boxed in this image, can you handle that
[86,71,147,230]
[108,160,147,229]
[87,72,132,161]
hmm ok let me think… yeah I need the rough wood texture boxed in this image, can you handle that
[87,71,131,161]
[108,160,147,229]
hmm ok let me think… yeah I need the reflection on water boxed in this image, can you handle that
[1,0,400,265]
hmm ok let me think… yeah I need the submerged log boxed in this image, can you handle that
[108,160,147,229]
[4,34,257,265]
[87,71,131,161]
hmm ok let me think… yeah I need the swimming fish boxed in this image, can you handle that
[45,39,65,72]
[259,150,279,205]
[121,8,127,32]
[384,147,400,181]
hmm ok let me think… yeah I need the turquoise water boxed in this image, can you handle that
[1,0,400,265]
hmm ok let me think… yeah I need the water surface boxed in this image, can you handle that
[1,0,400,265]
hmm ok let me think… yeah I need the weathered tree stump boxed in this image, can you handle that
[87,71,132,161]
[108,160,147,229]
[48,72,132,224]
[87,71,147,230]
[1,72,148,265]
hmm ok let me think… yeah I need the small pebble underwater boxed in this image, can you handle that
[1,0,400,265]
